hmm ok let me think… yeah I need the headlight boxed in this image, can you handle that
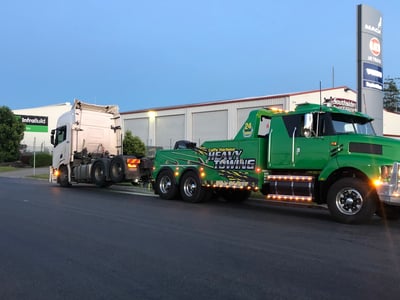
[380,165,393,182]
[379,163,400,184]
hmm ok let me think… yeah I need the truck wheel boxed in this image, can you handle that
[327,178,377,224]
[91,161,108,187]
[110,156,125,183]
[376,204,400,220]
[180,171,210,203]
[155,169,178,200]
[59,165,71,187]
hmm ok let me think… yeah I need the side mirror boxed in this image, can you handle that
[303,113,313,138]
[50,129,55,145]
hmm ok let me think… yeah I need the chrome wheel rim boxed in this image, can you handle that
[336,188,363,215]
[183,177,197,197]
[159,176,171,194]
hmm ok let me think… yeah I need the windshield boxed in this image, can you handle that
[331,113,376,135]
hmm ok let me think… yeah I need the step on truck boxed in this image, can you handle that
[50,100,152,187]
[152,103,400,224]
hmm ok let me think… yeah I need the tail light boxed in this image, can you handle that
[127,158,140,168]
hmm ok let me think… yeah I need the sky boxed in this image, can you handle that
[0,0,399,113]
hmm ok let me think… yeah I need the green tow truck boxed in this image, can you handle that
[152,103,400,224]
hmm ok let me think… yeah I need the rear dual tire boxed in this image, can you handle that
[91,161,111,187]
[155,169,211,203]
[155,170,178,200]
[180,171,211,203]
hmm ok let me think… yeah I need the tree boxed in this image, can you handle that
[0,106,25,162]
[383,77,400,112]
[123,130,146,157]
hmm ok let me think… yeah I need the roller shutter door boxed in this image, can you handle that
[156,115,185,149]
[123,118,149,145]
[193,110,228,145]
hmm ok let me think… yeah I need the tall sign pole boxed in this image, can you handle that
[357,5,383,135]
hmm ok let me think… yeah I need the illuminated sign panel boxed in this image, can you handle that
[363,62,383,90]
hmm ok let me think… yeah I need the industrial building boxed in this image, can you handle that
[11,86,400,153]
[121,86,359,150]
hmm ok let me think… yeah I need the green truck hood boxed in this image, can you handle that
[320,134,400,181]
[337,134,400,164]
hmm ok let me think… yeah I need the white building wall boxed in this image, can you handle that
[289,88,357,110]
[156,114,185,149]
[383,110,400,139]
[10,87,398,155]
[124,117,150,146]
[192,110,228,145]
[121,87,359,149]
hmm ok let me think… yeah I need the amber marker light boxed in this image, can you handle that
[198,167,206,178]
[174,167,180,176]
[373,179,383,187]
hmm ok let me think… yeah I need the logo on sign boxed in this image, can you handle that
[369,37,380,56]
[364,17,382,35]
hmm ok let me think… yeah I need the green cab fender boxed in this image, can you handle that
[319,155,382,182]
[318,158,340,182]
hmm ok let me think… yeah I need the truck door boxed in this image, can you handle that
[293,112,336,169]
[268,112,336,169]
[268,116,293,168]
[51,125,70,167]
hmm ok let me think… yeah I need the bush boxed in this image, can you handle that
[29,152,52,167]
[0,106,25,162]
[123,130,146,157]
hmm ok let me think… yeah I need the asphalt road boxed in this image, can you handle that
[0,176,400,300]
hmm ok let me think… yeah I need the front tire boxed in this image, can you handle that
[327,178,377,224]
[59,165,71,187]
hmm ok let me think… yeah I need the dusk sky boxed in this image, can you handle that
[1,0,399,112]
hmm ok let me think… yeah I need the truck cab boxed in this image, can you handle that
[50,100,144,187]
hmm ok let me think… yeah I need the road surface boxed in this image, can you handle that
[0,176,399,300]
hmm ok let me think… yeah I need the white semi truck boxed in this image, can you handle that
[49,100,151,187]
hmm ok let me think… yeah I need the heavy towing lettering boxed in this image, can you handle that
[153,103,400,224]
[207,149,256,170]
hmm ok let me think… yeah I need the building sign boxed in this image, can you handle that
[324,97,357,112]
[16,115,48,132]
[357,4,383,135]
[363,62,383,90]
